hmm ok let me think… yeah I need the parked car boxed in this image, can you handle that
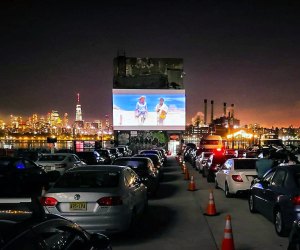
[152,148,168,163]
[114,157,159,197]
[96,149,115,164]
[107,148,122,159]
[202,153,228,182]
[248,165,300,236]
[0,156,49,197]
[36,153,86,175]
[41,165,148,234]
[76,151,105,165]
[139,150,164,165]
[195,152,213,172]
[215,158,258,197]
[117,146,131,157]
[0,198,111,250]
[134,153,163,179]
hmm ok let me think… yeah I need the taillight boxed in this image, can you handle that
[232,175,243,182]
[97,196,123,206]
[40,197,58,206]
[292,196,300,205]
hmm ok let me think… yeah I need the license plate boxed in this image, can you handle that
[70,202,87,211]
[51,166,56,170]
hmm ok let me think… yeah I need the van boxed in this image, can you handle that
[199,135,223,151]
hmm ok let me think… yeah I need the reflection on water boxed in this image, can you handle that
[2,141,74,150]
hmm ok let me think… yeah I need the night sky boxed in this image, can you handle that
[1,0,300,128]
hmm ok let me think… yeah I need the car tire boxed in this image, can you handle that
[225,182,232,198]
[248,194,257,213]
[274,208,289,237]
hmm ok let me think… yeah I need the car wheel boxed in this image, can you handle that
[248,194,257,213]
[225,182,232,198]
[215,179,220,189]
[274,208,289,237]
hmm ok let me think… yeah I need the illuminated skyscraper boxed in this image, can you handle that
[75,93,83,121]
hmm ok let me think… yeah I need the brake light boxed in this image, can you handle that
[40,197,58,206]
[292,196,300,205]
[97,196,123,206]
[232,175,243,182]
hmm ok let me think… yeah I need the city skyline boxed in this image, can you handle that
[1,1,299,128]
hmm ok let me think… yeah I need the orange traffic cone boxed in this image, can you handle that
[204,190,219,216]
[221,215,235,250]
[184,168,190,180]
[188,175,196,191]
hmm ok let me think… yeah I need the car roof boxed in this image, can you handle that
[232,158,258,161]
[39,153,76,156]
[115,157,150,162]
[67,165,128,172]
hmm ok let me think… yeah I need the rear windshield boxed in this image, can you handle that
[201,140,220,145]
[114,159,148,176]
[39,155,66,162]
[54,171,119,188]
[234,159,257,170]
[212,156,226,165]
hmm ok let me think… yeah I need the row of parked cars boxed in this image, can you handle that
[0,146,167,249]
[182,144,300,239]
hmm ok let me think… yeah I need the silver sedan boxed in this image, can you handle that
[40,165,148,234]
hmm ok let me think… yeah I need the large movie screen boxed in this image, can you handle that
[113,89,186,130]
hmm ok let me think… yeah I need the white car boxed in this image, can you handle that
[215,158,258,197]
[36,153,86,174]
[195,152,213,172]
[40,165,148,233]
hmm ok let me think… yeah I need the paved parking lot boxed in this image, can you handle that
[112,156,289,249]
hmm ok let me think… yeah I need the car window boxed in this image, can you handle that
[234,159,257,170]
[271,169,286,187]
[54,171,119,188]
[73,155,80,162]
[223,160,232,170]
[23,160,37,169]
[39,155,66,162]
[263,169,276,182]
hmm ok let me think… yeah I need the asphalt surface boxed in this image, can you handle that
[112,156,289,250]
